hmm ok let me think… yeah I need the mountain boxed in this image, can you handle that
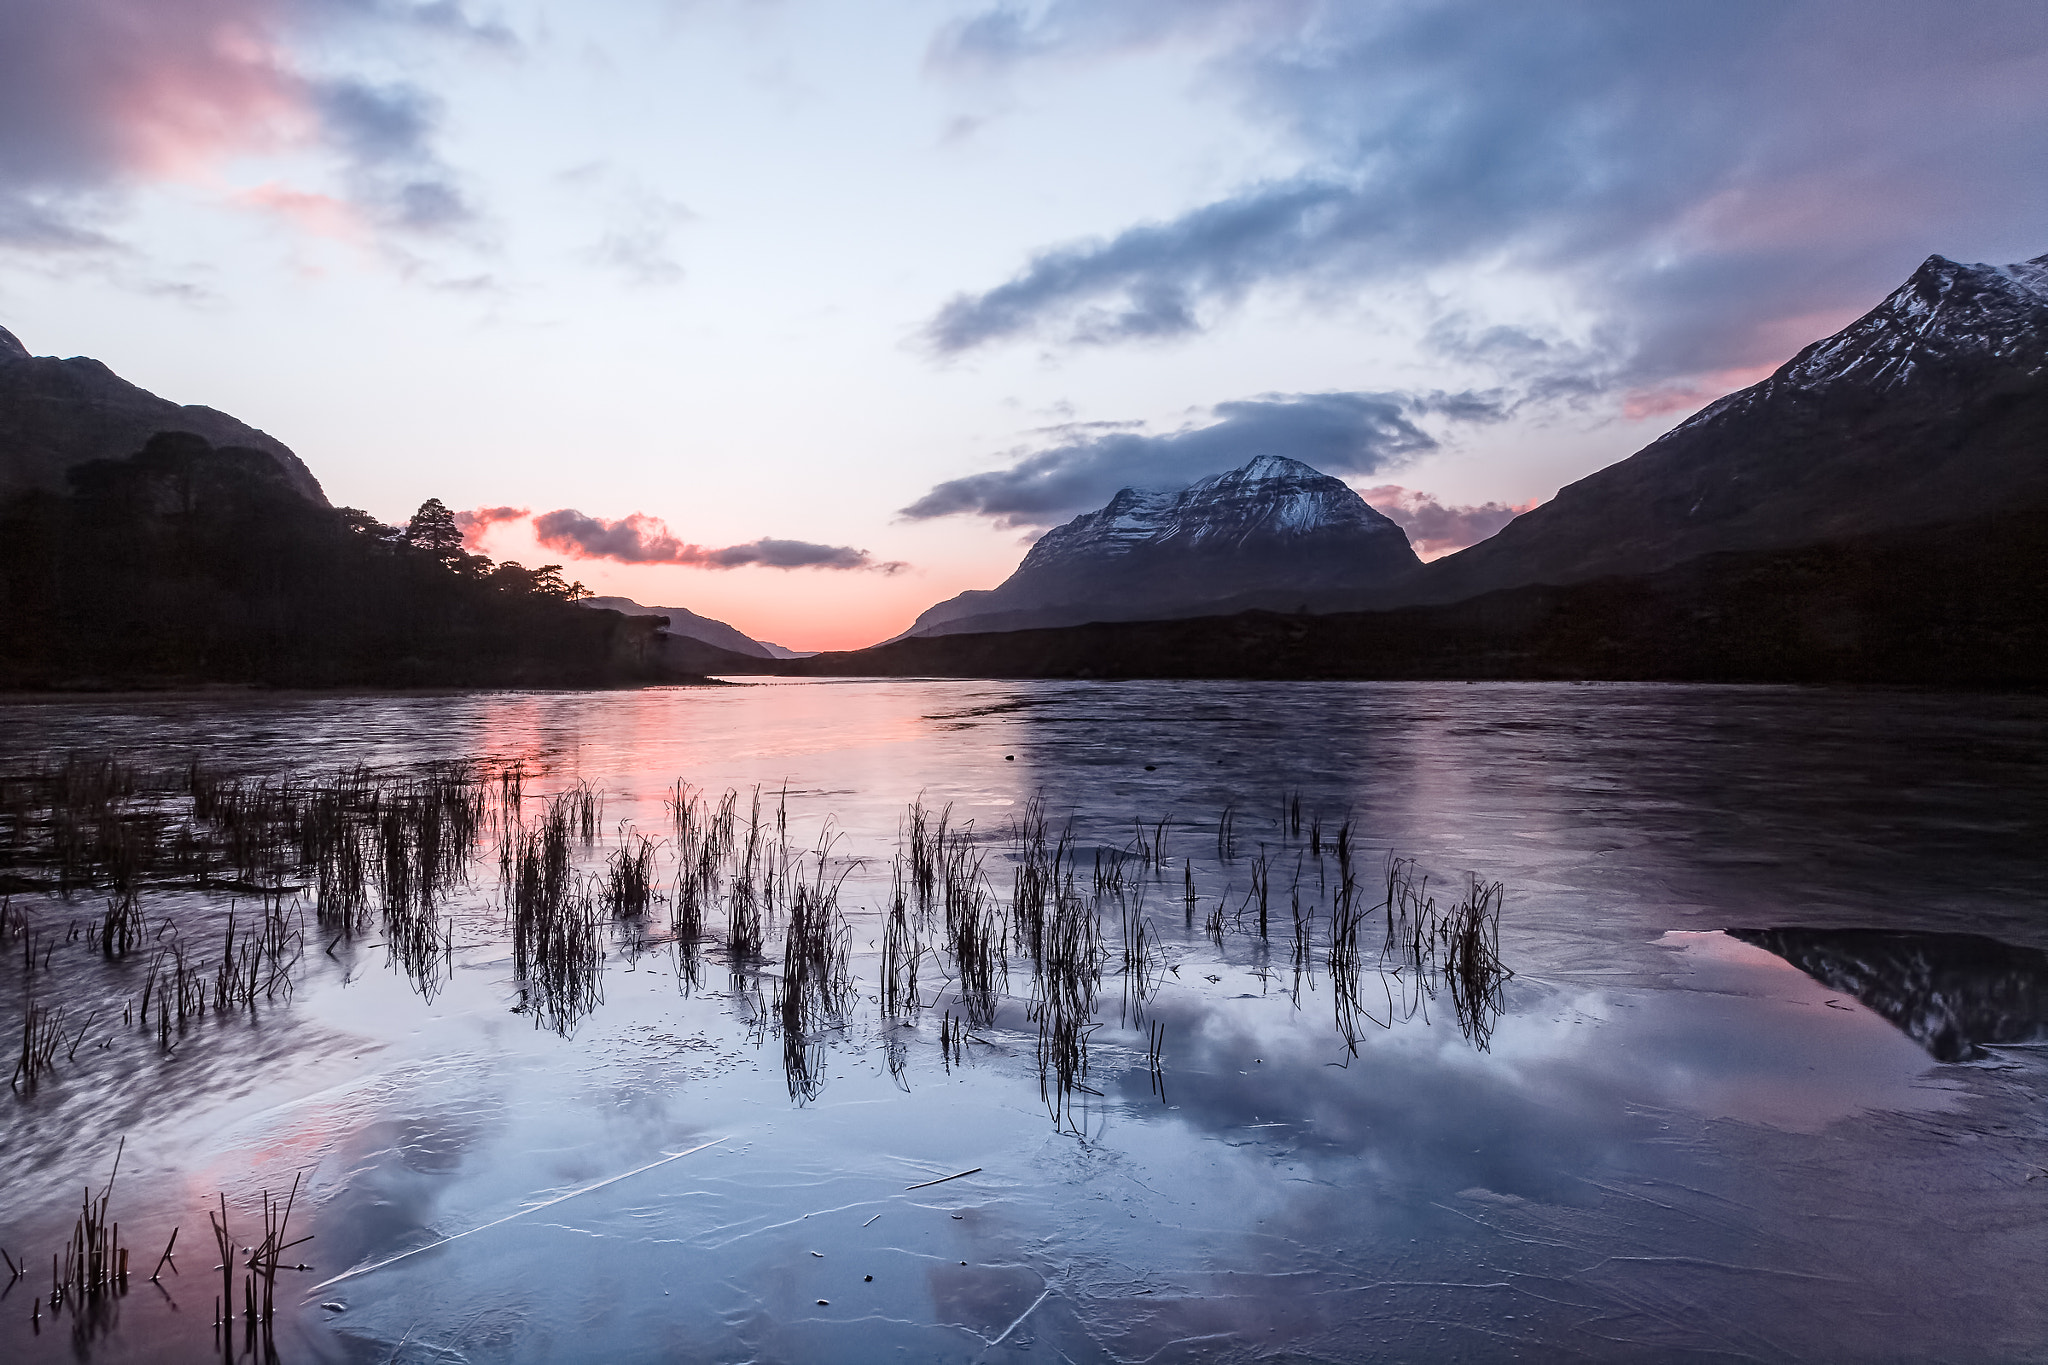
[777,501,2047,685]
[0,324,327,506]
[1399,251,2048,605]
[783,247,2048,686]
[907,455,1419,637]
[580,596,791,658]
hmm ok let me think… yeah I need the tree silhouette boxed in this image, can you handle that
[405,498,464,557]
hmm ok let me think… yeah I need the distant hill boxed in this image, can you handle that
[0,324,327,507]
[905,455,1418,637]
[580,596,793,658]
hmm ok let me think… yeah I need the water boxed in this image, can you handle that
[2,680,2045,1362]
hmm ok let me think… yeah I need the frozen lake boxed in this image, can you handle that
[2,680,2045,1362]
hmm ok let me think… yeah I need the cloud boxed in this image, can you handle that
[531,510,902,573]
[927,0,1256,74]
[921,1,2048,395]
[0,0,502,252]
[565,168,696,287]
[310,76,474,231]
[1357,485,1538,560]
[452,503,528,549]
[901,389,1507,527]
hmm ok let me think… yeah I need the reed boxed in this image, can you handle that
[11,999,64,1092]
[905,796,949,911]
[1437,876,1512,1050]
[1215,805,1237,862]
[506,791,603,1032]
[602,834,661,920]
[774,839,853,1100]
[1117,887,1158,1025]
[209,899,304,1013]
[1006,798,1071,966]
[1030,883,1102,1128]
[941,830,1006,1028]
[51,1141,127,1311]
[1246,849,1270,938]
[97,889,142,958]
[1145,1019,1167,1100]
[879,858,920,1020]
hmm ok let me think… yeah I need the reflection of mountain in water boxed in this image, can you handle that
[1730,928,2048,1061]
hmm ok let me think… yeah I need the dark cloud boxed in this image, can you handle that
[707,538,901,572]
[902,389,1506,527]
[1357,485,1537,559]
[926,180,1351,352]
[531,510,902,573]
[311,77,474,231]
[0,0,502,252]
[923,1,2048,395]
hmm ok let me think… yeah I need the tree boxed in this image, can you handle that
[404,498,464,557]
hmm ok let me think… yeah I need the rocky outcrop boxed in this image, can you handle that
[0,324,327,506]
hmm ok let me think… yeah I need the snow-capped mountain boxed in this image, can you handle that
[1402,250,2048,606]
[906,455,1419,637]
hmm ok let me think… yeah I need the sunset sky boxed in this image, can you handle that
[3,1,2044,649]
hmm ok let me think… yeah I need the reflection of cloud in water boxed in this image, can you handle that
[1128,929,1953,1212]
[1071,933,1986,1361]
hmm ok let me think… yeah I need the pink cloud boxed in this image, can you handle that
[1359,485,1540,560]
[452,504,530,551]
[236,181,363,240]
[16,1,310,180]
[1,1,486,244]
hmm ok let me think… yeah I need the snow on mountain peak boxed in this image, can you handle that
[1014,456,1408,579]
[2000,252,2048,302]
[1669,249,2048,440]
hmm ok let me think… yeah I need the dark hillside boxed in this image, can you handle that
[0,433,683,690]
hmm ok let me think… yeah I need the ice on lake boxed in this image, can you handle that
[3,680,2045,1362]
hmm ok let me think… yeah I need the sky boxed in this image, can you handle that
[2,1,2045,650]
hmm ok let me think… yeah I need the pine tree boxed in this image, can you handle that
[405,498,464,557]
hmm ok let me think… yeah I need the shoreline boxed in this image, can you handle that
[0,678,734,704]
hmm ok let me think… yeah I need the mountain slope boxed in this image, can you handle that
[908,455,1419,636]
[1400,251,2048,605]
[0,324,327,506]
